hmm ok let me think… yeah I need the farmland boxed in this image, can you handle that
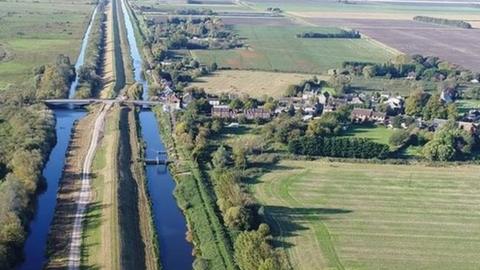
[190,25,394,73]
[0,0,96,89]
[254,160,480,270]
[189,70,321,98]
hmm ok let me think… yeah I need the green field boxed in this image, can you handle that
[343,125,394,145]
[254,160,480,270]
[0,0,95,89]
[456,99,480,114]
[190,25,394,74]
[351,77,438,96]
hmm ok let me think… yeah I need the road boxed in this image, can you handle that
[67,104,110,270]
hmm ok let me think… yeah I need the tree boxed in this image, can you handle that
[232,145,247,169]
[405,90,429,116]
[307,112,342,137]
[210,62,218,72]
[362,65,376,78]
[389,129,411,147]
[224,206,250,230]
[212,145,229,169]
[447,103,459,120]
[422,94,447,120]
[422,122,474,161]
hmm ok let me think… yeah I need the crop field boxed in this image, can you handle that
[191,25,394,73]
[254,160,480,270]
[0,0,95,89]
[189,70,321,98]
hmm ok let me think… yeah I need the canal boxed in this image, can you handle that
[120,0,193,269]
[19,110,85,270]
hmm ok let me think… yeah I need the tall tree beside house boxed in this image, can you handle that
[405,90,430,117]
[422,94,447,120]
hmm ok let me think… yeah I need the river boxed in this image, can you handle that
[18,110,85,270]
[120,0,193,268]
[68,5,99,99]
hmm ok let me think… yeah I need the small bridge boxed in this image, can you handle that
[145,151,169,165]
[43,99,163,108]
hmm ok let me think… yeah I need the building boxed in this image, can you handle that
[211,106,271,120]
[351,108,386,123]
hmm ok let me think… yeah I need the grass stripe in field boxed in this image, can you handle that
[254,160,480,270]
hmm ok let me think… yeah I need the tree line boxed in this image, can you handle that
[0,101,56,269]
[296,29,360,39]
[413,16,472,29]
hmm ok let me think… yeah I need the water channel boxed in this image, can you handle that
[120,0,193,268]
[19,110,85,270]
[68,5,99,99]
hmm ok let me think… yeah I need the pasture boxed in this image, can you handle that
[190,25,394,73]
[0,0,95,89]
[189,70,320,98]
[254,160,480,270]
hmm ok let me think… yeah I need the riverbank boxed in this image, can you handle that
[45,107,99,269]
[154,107,236,269]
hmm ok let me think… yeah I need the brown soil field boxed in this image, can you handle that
[189,70,324,98]
[45,108,98,269]
[307,18,480,72]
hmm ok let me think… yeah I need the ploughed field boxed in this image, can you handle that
[307,18,480,72]
[254,160,480,270]
[190,25,394,73]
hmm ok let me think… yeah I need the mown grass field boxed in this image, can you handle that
[0,0,95,89]
[190,70,323,98]
[343,125,395,145]
[254,160,480,270]
[190,26,394,74]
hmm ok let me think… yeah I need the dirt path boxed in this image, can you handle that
[67,103,110,270]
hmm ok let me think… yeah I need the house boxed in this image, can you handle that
[244,108,271,120]
[348,96,364,105]
[464,110,480,122]
[406,71,417,80]
[458,121,478,135]
[166,94,181,110]
[211,105,236,118]
[211,106,271,120]
[384,96,405,111]
[440,88,458,103]
[351,108,386,123]
[207,97,220,106]
[323,104,336,113]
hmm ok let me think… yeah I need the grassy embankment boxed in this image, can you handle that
[254,159,480,270]
[154,108,237,269]
[81,105,121,270]
[0,0,96,89]
[190,25,393,74]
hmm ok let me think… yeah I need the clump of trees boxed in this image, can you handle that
[234,225,290,270]
[174,8,216,15]
[296,29,360,39]
[342,54,468,82]
[34,54,75,99]
[413,16,472,29]
[147,17,242,50]
[422,121,474,161]
[404,90,458,120]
